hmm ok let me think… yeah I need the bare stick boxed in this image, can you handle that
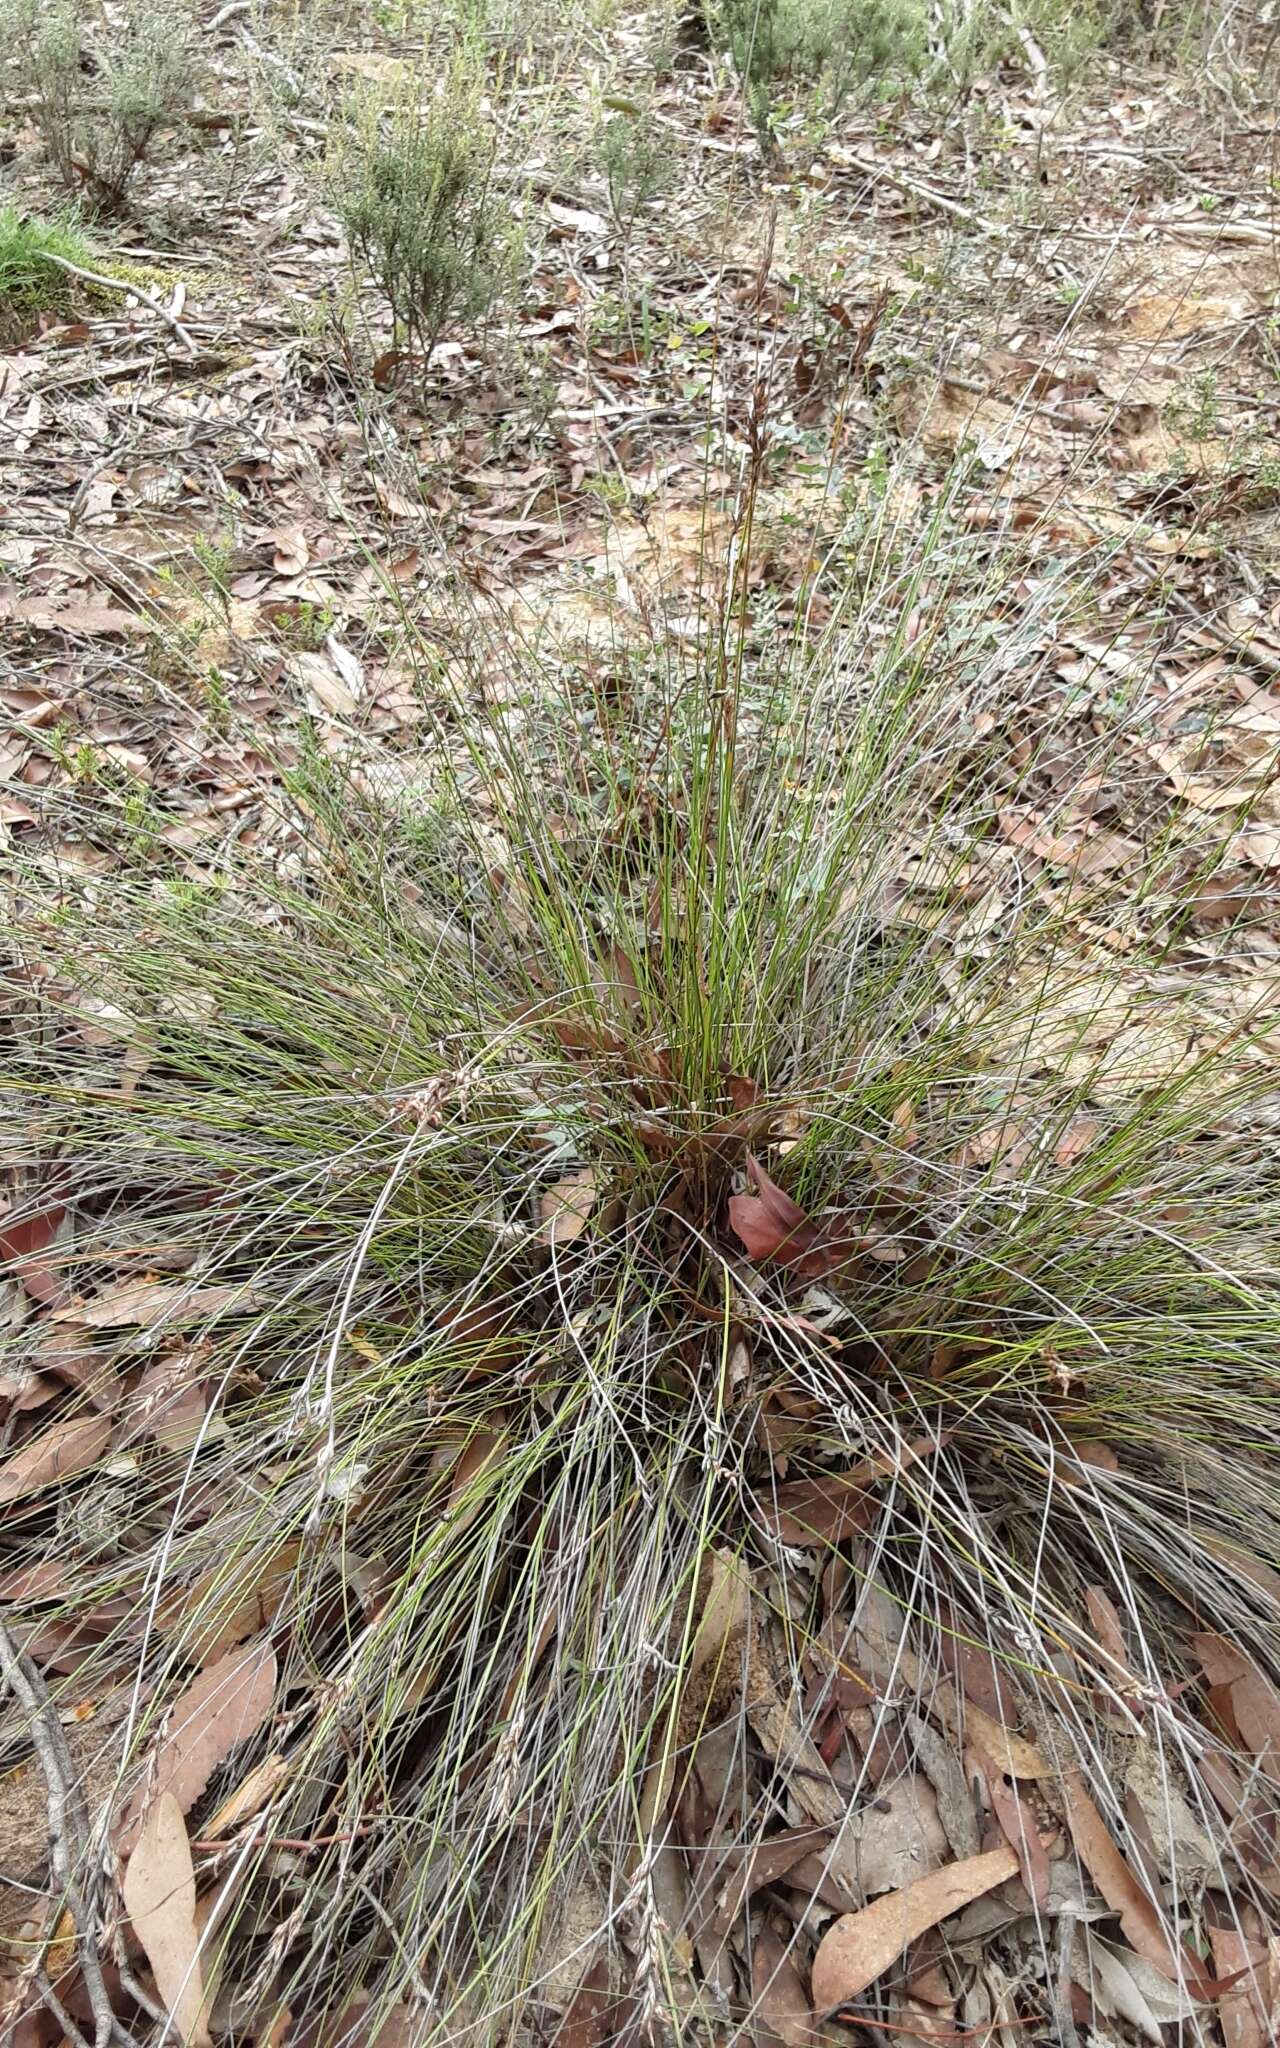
[33,1969,95,2048]
[38,253,199,354]
[0,1624,134,2048]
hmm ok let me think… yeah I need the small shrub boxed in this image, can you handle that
[326,61,518,369]
[0,206,94,332]
[595,102,670,229]
[1,0,195,211]
[775,0,925,103]
[710,0,925,146]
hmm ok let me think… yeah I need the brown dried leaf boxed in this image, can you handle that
[122,1792,211,2047]
[960,1702,1049,1780]
[201,1752,289,1840]
[127,1349,209,1451]
[157,1543,300,1665]
[0,1201,66,1301]
[295,648,360,718]
[56,1280,267,1330]
[973,1747,1050,1908]
[1192,1633,1280,1788]
[269,526,310,576]
[0,1412,112,1504]
[114,1640,277,1855]
[729,1157,821,1268]
[1085,1585,1131,1683]
[6,600,151,637]
[831,1773,950,1897]
[750,1924,816,2047]
[552,1957,613,2048]
[690,1548,751,1679]
[537,1167,598,1247]
[810,1844,1019,2014]
[1061,1769,1205,1988]
[762,1435,947,1547]
[1208,1926,1270,2048]
[51,1277,264,1327]
[762,1470,878,1547]
[715,1827,833,1933]
[440,1425,509,1542]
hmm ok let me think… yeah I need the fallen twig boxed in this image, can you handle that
[839,150,1004,236]
[38,253,199,354]
[0,1624,135,2048]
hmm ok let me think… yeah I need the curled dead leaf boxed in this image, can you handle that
[201,1752,290,1840]
[0,1412,112,1504]
[122,1792,211,2048]
[269,526,310,576]
[537,1167,598,1247]
[729,1156,821,1267]
[810,1843,1019,2014]
[115,1639,277,1855]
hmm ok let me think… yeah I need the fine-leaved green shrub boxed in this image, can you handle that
[1,0,195,211]
[595,100,670,229]
[711,0,926,147]
[326,61,519,368]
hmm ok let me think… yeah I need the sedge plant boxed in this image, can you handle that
[3,444,1280,2041]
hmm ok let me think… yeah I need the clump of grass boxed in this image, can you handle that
[326,53,520,371]
[5,458,1280,2037]
[0,205,94,331]
[0,0,196,211]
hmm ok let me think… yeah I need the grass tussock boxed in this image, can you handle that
[0,206,94,334]
[4,460,1280,2040]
